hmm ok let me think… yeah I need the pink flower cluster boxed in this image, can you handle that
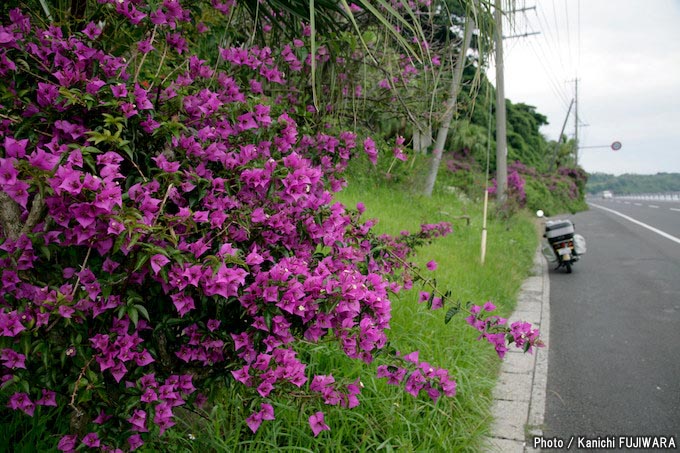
[89,317,155,383]
[377,350,457,401]
[488,169,527,205]
[466,302,542,359]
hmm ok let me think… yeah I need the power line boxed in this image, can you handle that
[550,0,564,69]
[536,5,568,79]
[525,30,572,108]
[537,4,560,61]
[577,0,581,73]
[505,0,593,149]
[504,2,573,109]
[500,1,592,143]
[563,0,573,72]
[530,7,571,95]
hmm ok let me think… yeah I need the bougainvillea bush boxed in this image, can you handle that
[0,2,540,451]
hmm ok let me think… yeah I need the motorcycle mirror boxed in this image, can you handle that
[536,210,544,218]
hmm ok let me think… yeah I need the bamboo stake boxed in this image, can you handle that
[481,189,488,264]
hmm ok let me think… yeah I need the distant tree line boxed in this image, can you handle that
[587,173,680,195]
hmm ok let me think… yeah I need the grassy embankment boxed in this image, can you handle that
[160,179,539,452]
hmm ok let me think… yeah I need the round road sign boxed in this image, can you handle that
[611,141,622,151]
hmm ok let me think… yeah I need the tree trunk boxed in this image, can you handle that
[494,0,507,204]
[413,125,432,154]
[0,192,46,242]
[422,12,475,197]
[0,192,23,240]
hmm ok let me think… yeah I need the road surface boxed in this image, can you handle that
[543,198,680,448]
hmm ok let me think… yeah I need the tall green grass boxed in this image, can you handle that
[154,180,538,452]
[0,405,69,453]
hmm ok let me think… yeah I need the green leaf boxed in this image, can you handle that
[121,145,135,161]
[370,244,388,257]
[134,304,150,322]
[86,369,99,384]
[143,244,168,257]
[101,283,112,300]
[444,306,459,324]
[222,254,247,268]
[129,306,139,327]
[78,386,92,404]
[112,232,127,255]
[132,253,150,273]
[39,244,51,261]
[85,130,109,145]
[264,309,273,331]
[126,291,143,305]
[127,232,142,250]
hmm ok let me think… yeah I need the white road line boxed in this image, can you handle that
[671,208,680,213]
[649,205,660,208]
[634,203,642,206]
[590,203,680,245]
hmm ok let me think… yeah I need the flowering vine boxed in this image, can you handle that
[0,2,540,451]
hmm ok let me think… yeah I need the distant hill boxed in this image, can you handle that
[587,172,680,195]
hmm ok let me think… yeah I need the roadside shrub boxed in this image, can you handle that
[0,3,541,451]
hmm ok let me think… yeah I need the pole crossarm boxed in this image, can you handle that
[503,31,540,39]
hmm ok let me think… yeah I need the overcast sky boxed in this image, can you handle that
[491,0,680,175]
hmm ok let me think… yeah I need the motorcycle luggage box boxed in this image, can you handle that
[544,220,575,240]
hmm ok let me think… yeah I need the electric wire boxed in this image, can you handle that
[563,0,573,74]
[496,0,590,142]
[536,5,570,83]
[504,0,569,109]
[550,0,564,69]
[523,15,572,109]
[525,37,571,109]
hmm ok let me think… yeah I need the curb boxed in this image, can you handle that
[486,246,550,452]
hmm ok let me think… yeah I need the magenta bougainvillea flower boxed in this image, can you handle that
[0,3,541,451]
[308,411,330,437]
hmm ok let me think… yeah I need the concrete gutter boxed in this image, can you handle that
[486,246,550,452]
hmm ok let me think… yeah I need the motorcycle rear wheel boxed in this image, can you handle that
[565,262,572,273]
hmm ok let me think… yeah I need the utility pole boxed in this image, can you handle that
[574,78,579,166]
[494,0,507,204]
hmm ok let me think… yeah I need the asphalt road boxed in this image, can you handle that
[543,198,680,446]
[592,197,680,239]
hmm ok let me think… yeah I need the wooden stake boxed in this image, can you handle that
[481,189,489,264]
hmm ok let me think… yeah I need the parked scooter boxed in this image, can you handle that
[537,210,586,273]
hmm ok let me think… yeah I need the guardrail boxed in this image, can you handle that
[614,193,680,201]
